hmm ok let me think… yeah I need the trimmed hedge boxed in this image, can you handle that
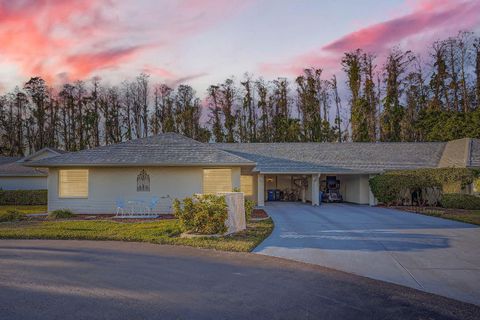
[0,190,47,205]
[440,194,480,210]
[173,194,228,235]
[369,168,479,206]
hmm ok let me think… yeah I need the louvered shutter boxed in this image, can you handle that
[203,169,232,194]
[59,169,89,198]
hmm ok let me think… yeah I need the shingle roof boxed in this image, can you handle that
[0,156,21,165]
[470,139,480,168]
[216,142,446,173]
[0,161,47,177]
[27,133,254,167]
[438,138,470,168]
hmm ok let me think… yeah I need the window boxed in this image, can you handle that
[59,169,88,198]
[137,169,150,192]
[203,169,232,194]
[240,175,253,196]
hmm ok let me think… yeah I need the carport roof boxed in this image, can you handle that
[216,142,446,174]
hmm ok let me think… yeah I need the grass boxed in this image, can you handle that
[0,205,47,215]
[0,217,274,252]
[395,206,480,225]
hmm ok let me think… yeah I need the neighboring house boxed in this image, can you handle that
[0,148,66,190]
[25,133,480,214]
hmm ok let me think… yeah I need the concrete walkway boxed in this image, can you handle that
[255,202,480,305]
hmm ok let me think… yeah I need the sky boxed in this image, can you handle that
[1,0,480,94]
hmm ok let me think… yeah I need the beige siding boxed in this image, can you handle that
[0,176,47,190]
[48,166,241,214]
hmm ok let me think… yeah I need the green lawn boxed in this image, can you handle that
[0,218,274,252]
[0,205,47,214]
[417,209,480,225]
[395,206,480,225]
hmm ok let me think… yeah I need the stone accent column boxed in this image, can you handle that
[257,174,265,206]
[312,174,320,206]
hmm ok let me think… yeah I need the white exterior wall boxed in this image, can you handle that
[338,174,370,204]
[48,166,241,214]
[0,176,47,190]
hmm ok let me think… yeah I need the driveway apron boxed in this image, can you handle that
[255,202,480,305]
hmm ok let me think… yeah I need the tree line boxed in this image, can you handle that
[1,31,480,156]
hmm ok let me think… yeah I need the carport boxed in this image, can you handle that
[254,172,376,207]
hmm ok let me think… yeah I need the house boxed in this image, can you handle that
[24,133,480,214]
[0,148,66,190]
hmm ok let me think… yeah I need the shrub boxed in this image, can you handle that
[0,210,25,222]
[48,209,74,219]
[474,178,480,193]
[173,194,228,235]
[0,190,47,205]
[369,168,479,206]
[440,193,480,210]
[244,199,255,221]
[369,173,441,206]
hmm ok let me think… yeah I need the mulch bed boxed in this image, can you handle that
[251,209,268,219]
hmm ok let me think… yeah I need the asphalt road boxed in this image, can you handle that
[0,240,479,320]
[255,202,480,306]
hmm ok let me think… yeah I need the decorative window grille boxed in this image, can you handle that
[137,169,150,192]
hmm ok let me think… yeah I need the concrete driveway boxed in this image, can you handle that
[255,202,480,305]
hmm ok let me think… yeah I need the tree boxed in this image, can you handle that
[342,50,368,141]
[219,79,237,143]
[240,75,257,142]
[207,85,224,142]
[331,75,343,142]
[296,68,323,141]
[380,48,413,142]
[24,77,48,151]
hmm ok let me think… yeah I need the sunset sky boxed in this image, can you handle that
[1,0,480,94]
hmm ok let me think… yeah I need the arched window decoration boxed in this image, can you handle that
[137,169,150,192]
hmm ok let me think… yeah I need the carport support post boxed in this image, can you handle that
[257,174,265,206]
[368,174,378,206]
[311,174,320,206]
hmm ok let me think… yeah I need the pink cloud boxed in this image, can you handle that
[0,0,252,86]
[0,0,114,83]
[64,46,152,80]
[261,0,480,76]
[142,65,176,79]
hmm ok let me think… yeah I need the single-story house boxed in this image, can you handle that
[24,133,480,214]
[0,148,66,190]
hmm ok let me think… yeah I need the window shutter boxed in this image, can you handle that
[59,169,89,198]
[203,169,232,194]
[240,175,253,196]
